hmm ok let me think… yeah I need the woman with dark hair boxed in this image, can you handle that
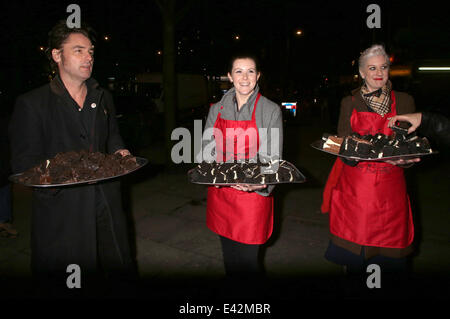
[200,54,283,280]
[322,44,416,292]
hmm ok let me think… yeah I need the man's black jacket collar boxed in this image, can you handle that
[49,74,101,98]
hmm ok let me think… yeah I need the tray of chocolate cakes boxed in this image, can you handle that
[311,126,436,161]
[188,159,306,185]
[9,150,148,187]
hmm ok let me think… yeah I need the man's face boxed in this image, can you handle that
[52,33,94,82]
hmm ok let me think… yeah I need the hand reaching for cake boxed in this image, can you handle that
[388,113,422,134]
[385,158,421,166]
[115,149,131,157]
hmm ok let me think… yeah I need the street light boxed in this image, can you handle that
[418,66,450,71]
[295,29,303,36]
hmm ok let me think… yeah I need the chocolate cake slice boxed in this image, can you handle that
[353,137,374,157]
[376,142,393,157]
[372,134,390,152]
[321,131,434,160]
[189,160,304,185]
[391,123,409,141]
[321,135,343,154]
[417,137,432,154]
[16,150,140,185]
[340,136,374,157]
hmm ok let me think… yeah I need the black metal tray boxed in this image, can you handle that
[9,157,148,188]
[311,140,437,161]
[188,160,306,185]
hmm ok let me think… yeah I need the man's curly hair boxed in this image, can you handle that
[46,20,96,71]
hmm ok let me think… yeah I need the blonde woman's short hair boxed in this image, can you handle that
[358,44,390,70]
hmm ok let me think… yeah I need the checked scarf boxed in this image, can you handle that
[360,80,392,116]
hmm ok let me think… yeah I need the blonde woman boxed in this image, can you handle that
[322,45,416,292]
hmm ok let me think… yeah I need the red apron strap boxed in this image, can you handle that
[390,90,396,114]
[251,93,262,121]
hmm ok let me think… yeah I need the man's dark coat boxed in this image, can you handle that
[9,76,134,276]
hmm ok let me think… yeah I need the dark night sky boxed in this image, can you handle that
[1,0,449,105]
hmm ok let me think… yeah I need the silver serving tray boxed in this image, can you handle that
[188,180,305,186]
[188,160,306,185]
[311,140,438,161]
[9,157,148,188]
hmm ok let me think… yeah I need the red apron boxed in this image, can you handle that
[206,93,274,244]
[327,92,414,248]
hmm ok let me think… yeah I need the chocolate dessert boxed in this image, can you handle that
[391,123,410,141]
[16,150,140,185]
[322,136,343,154]
[342,136,375,158]
[189,160,305,185]
[320,131,433,159]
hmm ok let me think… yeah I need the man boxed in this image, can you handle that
[9,21,136,297]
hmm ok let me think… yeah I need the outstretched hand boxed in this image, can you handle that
[115,149,131,157]
[385,157,421,166]
[388,113,422,134]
